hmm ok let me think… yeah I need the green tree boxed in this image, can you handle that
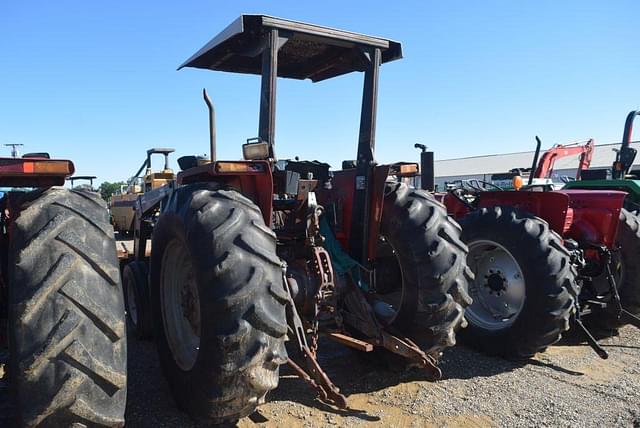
[98,181,126,201]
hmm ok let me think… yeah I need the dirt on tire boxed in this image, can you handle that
[149,184,288,424]
[8,187,126,427]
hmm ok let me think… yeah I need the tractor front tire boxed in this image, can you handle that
[8,187,127,427]
[378,182,472,357]
[590,208,640,330]
[150,185,288,424]
[459,206,577,359]
[123,261,153,339]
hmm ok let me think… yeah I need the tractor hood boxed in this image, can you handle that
[178,14,402,82]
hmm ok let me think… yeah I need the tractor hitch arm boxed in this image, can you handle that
[282,269,348,408]
[341,284,442,380]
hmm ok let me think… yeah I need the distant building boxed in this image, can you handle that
[431,141,640,190]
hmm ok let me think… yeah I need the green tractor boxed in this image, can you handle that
[564,110,640,210]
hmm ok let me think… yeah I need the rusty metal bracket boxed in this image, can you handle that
[374,330,442,380]
[341,279,442,380]
[282,268,348,408]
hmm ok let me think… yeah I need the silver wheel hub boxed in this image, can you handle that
[466,240,526,331]
[160,239,201,371]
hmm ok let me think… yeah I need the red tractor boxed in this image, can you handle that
[0,152,126,426]
[121,15,472,423]
[420,137,640,359]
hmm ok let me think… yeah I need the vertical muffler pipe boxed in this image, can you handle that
[203,88,216,162]
[414,143,434,191]
[529,136,542,186]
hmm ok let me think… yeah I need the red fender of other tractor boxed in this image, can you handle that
[474,190,626,249]
[557,189,626,249]
[0,157,75,187]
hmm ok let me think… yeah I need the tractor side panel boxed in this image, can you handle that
[558,189,626,249]
[476,191,571,236]
[322,169,355,249]
[367,165,391,260]
[319,165,389,260]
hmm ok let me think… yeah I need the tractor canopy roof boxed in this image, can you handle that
[147,148,175,156]
[178,14,403,82]
[68,175,97,181]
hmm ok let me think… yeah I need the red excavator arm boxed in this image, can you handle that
[534,139,594,180]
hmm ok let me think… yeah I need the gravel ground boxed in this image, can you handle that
[1,325,639,426]
[121,325,640,428]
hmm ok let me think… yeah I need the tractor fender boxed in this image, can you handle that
[558,189,626,249]
[176,160,274,225]
[476,191,571,236]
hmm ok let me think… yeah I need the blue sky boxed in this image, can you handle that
[0,1,638,183]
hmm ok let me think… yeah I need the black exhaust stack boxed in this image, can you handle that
[203,88,217,162]
[414,143,434,191]
[528,136,542,186]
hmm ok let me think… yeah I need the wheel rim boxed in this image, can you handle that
[125,272,138,327]
[466,240,526,331]
[160,239,201,371]
[374,236,404,325]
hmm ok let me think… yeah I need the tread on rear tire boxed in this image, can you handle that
[379,183,472,357]
[123,261,153,340]
[8,187,127,427]
[150,185,288,424]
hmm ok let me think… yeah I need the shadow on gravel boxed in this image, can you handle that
[525,359,583,376]
[437,345,526,380]
[126,329,589,426]
[557,325,640,350]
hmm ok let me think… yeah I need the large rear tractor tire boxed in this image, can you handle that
[150,185,288,424]
[8,187,127,427]
[123,261,153,340]
[376,182,472,357]
[459,206,577,359]
[589,208,640,330]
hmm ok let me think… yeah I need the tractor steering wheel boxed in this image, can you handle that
[465,179,503,192]
[449,185,478,210]
[448,180,503,210]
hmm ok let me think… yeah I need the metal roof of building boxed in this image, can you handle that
[434,141,640,177]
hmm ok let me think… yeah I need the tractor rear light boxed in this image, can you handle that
[215,162,265,173]
[512,175,523,190]
[243,141,270,160]
[394,163,419,177]
[26,160,75,175]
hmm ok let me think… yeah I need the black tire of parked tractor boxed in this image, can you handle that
[7,187,127,427]
[378,182,473,357]
[459,206,578,359]
[589,208,640,330]
[149,185,288,424]
[123,261,153,340]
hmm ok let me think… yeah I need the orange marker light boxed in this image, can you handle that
[512,175,524,190]
[30,161,74,175]
[215,162,265,174]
